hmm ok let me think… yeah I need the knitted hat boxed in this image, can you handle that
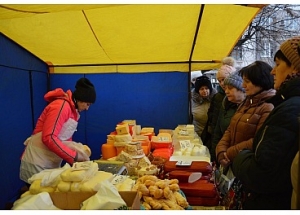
[217,65,236,78]
[73,77,96,103]
[194,76,213,93]
[280,36,300,72]
[224,72,245,92]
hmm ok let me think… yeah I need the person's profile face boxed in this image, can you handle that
[77,101,91,112]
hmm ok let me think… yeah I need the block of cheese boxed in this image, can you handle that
[186,195,220,206]
[57,180,71,192]
[136,164,158,176]
[191,145,206,156]
[157,132,172,140]
[116,150,132,162]
[158,129,173,136]
[168,170,202,183]
[116,123,130,135]
[164,161,212,175]
[138,156,151,167]
[107,134,116,140]
[151,133,172,149]
[179,180,217,198]
[60,162,98,182]
[29,179,55,194]
[141,127,154,134]
[122,119,136,125]
[114,134,132,143]
[80,171,113,192]
[70,182,82,192]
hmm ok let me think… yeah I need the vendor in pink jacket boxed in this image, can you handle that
[20,77,96,184]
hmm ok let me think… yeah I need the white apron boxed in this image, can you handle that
[20,118,78,183]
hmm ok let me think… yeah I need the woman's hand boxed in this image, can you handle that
[220,152,231,167]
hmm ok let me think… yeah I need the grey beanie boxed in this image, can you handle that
[224,72,245,92]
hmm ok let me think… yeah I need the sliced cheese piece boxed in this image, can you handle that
[57,180,71,192]
[29,179,55,194]
[116,123,130,135]
[114,134,132,142]
[80,171,113,192]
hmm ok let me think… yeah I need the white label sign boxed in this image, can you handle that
[179,129,189,136]
[179,140,191,150]
[158,136,170,141]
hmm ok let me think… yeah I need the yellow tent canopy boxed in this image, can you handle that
[0,4,265,73]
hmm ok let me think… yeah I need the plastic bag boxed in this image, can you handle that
[63,141,90,161]
[81,180,127,210]
[215,166,235,196]
[12,192,59,210]
[28,163,71,186]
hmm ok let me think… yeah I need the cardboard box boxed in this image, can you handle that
[49,191,140,210]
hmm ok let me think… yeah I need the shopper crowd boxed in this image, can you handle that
[191,36,300,210]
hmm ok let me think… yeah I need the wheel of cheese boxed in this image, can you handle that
[101,143,117,160]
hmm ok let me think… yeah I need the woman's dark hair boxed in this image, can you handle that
[273,49,292,67]
[238,60,274,90]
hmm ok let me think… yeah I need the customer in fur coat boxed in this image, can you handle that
[191,75,217,138]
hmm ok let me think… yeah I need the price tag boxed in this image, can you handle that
[179,129,188,136]
[179,140,191,150]
[158,136,169,141]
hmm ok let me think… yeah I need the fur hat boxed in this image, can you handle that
[224,72,245,92]
[217,64,236,78]
[194,75,212,93]
[280,36,300,72]
[222,57,236,67]
[73,77,96,103]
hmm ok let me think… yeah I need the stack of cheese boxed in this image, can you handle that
[151,132,174,160]
[172,145,207,156]
[173,125,195,141]
[27,162,113,195]
[102,122,133,159]
[151,132,172,150]
[116,151,158,176]
[172,124,204,151]
[140,127,155,140]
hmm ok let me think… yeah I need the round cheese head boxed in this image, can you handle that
[83,145,92,157]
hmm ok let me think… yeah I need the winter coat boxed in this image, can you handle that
[210,97,239,162]
[191,88,217,138]
[208,86,226,135]
[291,151,299,209]
[20,88,80,183]
[232,77,300,209]
[201,86,225,149]
[216,89,276,163]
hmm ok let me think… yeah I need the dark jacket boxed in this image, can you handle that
[210,97,239,162]
[232,77,300,209]
[201,86,225,150]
